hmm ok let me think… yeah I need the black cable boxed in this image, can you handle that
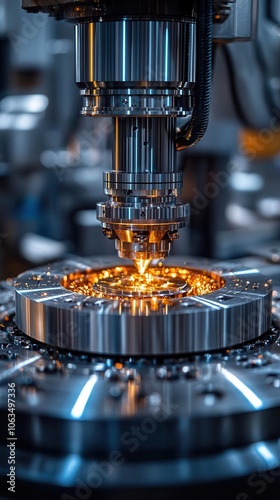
[176,0,213,150]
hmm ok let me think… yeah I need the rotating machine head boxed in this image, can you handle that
[22,0,255,273]
[17,0,263,357]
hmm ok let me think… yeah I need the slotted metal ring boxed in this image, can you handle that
[14,257,272,356]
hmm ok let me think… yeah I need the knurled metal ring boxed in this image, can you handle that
[96,202,189,224]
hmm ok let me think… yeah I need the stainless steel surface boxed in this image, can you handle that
[113,118,177,175]
[22,2,198,265]
[14,257,272,356]
[81,88,194,118]
[1,327,280,458]
[103,172,183,197]
[1,275,280,496]
[96,202,189,262]
[97,199,188,223]
[75,17,194,262]
[75,20,195,117]
[21,1,198,265]
[9,3,280,497]
[97,117,189,261]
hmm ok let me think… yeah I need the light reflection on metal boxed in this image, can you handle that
[221,368,263,409]
[71,374,98,419]
[122,380,138,416]
[36,293,73,303]
[256,443,278,468]
[222,269,261,277]
[0,355,42,384]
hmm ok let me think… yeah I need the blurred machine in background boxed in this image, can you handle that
[1,1,280,499]
[0,0,114,280]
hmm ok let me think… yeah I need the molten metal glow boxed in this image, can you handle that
[62,265,224,300]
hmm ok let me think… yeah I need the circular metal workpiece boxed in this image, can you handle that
[2,273,280,499]
[91,273,190,298]
[14,257,272,356]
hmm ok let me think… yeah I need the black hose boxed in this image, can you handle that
[176,0,213,150]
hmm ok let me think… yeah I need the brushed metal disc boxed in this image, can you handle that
[14,257,272,356]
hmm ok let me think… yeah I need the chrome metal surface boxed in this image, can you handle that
[97,194,189,261]
[23,4,197,266]
[97,203,188,260]
[1,276,280,498]
[81,89,194,117]
[98,116,189,262]
[1,327,280,458]
[74,18,193,263]
[75,20,195,117]
[97,201,188,225]
[115,234,174,261]
[14,257,272,356]
[104,171,183,197]
[75,21,194,85]
[113,117,177,175]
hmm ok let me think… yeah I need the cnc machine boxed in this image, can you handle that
[1,2,280,499]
